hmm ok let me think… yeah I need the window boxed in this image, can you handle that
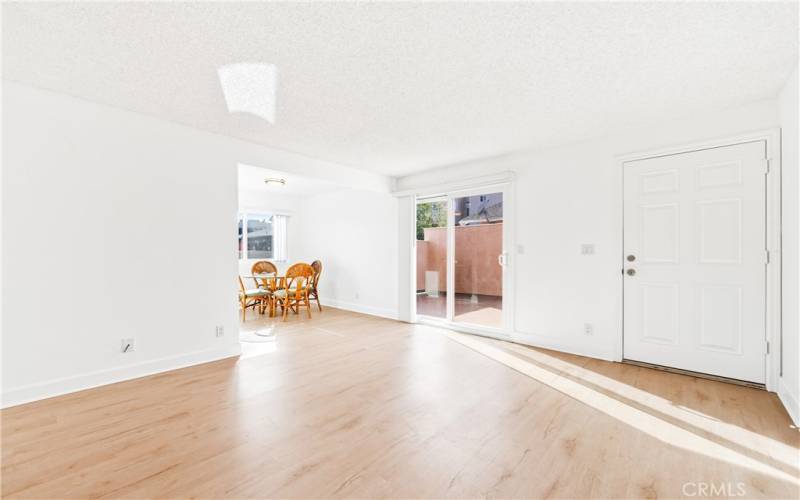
[238,212,288,261]
[246,214,273,259]
[237,214,244,259]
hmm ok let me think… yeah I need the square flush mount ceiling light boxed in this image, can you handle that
[217,62,277,123]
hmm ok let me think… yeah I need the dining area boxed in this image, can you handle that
[238,260,323,321]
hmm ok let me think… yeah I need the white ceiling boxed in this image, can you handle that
[2,2,797,177]
[238,163,342,197]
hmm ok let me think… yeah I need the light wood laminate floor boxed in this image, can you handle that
[2,308,798,498]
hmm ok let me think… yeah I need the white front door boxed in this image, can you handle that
[623,141,767,383]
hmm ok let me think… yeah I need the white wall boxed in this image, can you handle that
[296,189,399,319]
[396,99,782,362]
[1,82,392,407]
[2,83,238,405]
[237,189,301,276]
[779,65,799,425]
[239,189,300,214]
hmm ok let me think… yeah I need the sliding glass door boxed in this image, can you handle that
[451,191,505,328]
[415,186,509,331]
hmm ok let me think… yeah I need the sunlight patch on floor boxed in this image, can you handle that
[444,331,800,486]
[495,338,799,474]
[453,307,502,328]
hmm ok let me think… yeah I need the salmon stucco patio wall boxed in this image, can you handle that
[416,223,502,296]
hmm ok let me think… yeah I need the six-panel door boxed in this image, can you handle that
[623,141,767,383]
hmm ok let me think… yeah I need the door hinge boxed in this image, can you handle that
[765,341,770,355]
[762,158,771,175]
[765,250,771,264]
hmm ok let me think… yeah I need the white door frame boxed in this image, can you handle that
[615,129,781,391]
[411,178,516,339]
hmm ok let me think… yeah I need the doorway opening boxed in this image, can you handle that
[236,163,341,358]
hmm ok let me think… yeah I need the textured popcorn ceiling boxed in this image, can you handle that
[2,2,797,176]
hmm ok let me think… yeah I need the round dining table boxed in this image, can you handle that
[243,273,285,318]
[244,273,285,291]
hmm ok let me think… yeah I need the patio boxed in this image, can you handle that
[416,223,503,328]
[416,292,503,327]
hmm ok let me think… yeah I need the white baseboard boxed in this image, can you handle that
[510,332,617,362]
[416,318,616,363]
[1,343,242,409]
[321,298,398,320]
[777,378,800,426]
[323,299,613,363]
[322,301,615,362]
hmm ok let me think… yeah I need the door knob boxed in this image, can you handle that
[626,254,636,262]
[498,253,508,267]
[626,269,636,276]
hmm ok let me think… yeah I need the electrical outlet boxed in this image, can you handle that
[581,244,595,255]
[121,338,135,353]
[354,292,360,300]
[215,325,225,338]
[583,323,593,336]
[517,244,525,254]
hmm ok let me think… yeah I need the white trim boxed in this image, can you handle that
[417,317,616,362]
[321,299,399,321]
[765,131,782,394]
[505,183,516,332]
[1,343,242,409]
[615,128,782,392]
[406,195,418,322]
[777,379,800,426]
[393,171,515,197]
[511,332,617,362]
[617,129,780,163]
[446,196,455,321]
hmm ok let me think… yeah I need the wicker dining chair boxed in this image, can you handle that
[308,260,323,311]
[273,263,314,321]
[238,276,272,321]
[250,261,278,289]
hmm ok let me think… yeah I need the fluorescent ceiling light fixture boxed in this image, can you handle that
[217,62,277,123]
